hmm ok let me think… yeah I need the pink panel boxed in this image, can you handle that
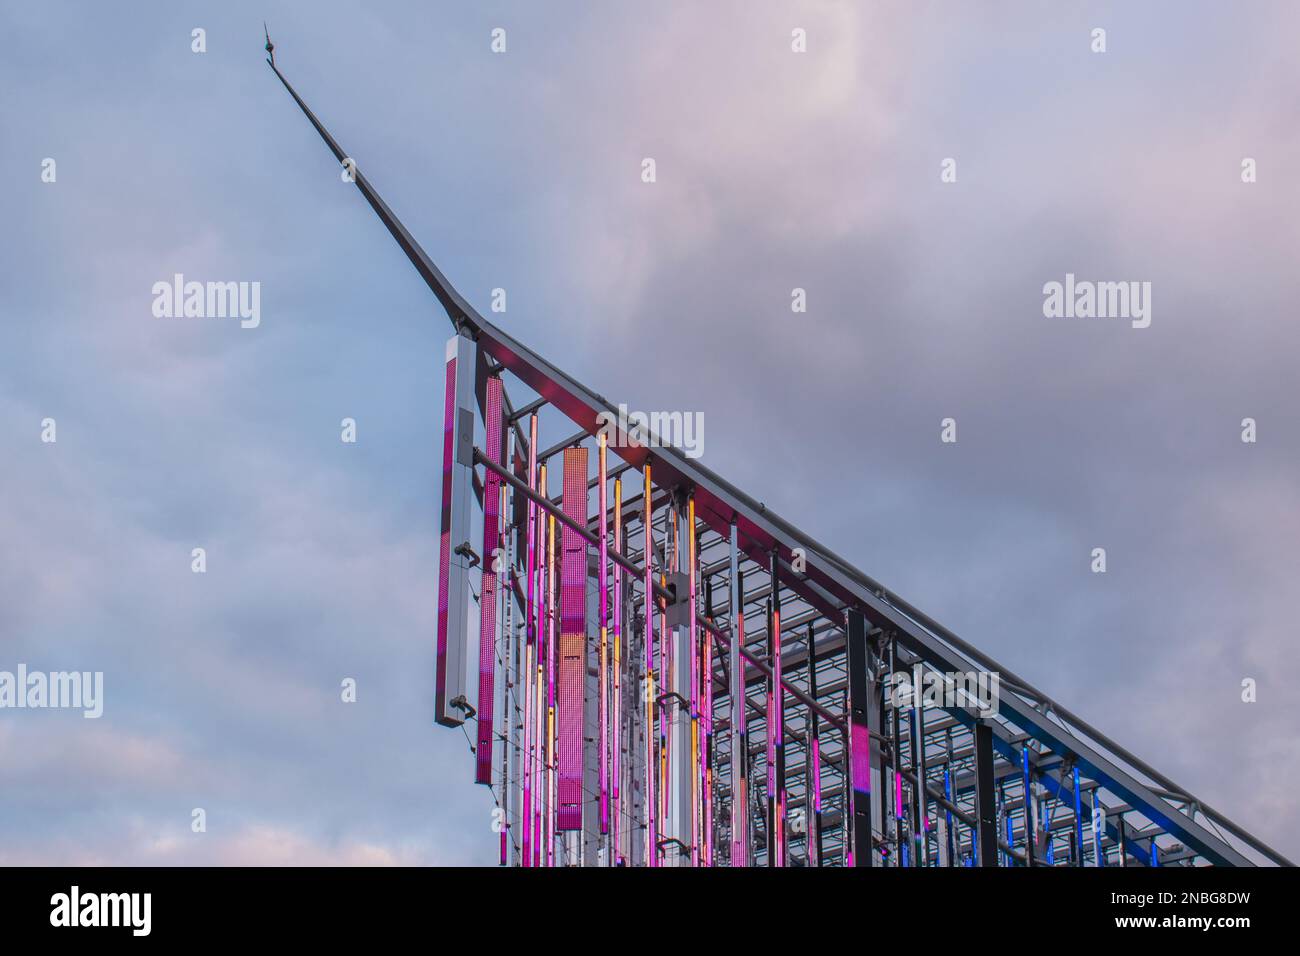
[474,376,505,783]
[434,356,457,718]
[558,447,589,830]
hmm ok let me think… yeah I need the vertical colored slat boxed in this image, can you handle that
[944,728,956,866]
[1001,781,1011,866]
[522,639,533,868]
[806,623,823,866]
[643,463,658,867]
[888,636,906,866]
[845,608,873,867]
[1022,749,1035,866]
[497,483,510,863]
[688,496,700,866]
[912,690,929,865]
[703,578,715,866]
[435,354,457,722]
[540,464,551,865]
[546,509,557,858]
[728,522,747,867]
[769,550,786,866]
[612,477,623,863]
[974,721,999,867]
[521,415,537,867]
[1092,790,1105,867]
[659,510,672,834]
[435,335,474,727]
[876,672,891,865]
[534,634,543,868]
[1073,766,1084,867]
[943,766,954,866]
[558,447,588,831]
[475,376,505,783]
[1044,794,1056,864]
[766,598,775,866]
[598,438,609,838]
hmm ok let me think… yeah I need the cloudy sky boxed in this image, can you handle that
[2,1,1296,864]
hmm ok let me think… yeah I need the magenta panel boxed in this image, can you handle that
[474,376,505,784]
[558,447,589,830]
[851,722,871,797]
[597,440,609,834]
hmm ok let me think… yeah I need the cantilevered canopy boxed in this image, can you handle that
[265,42,1290,868]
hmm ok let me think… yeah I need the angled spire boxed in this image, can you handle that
[265,47,479,335]
[263,43,1293,869]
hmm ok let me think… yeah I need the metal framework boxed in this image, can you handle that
[267,40,1292,868]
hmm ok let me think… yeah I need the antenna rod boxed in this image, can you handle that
[266,50,478,334]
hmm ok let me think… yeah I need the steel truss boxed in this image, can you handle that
[267,44,1291,868]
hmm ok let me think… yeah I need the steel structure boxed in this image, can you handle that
[267,41,1291,868]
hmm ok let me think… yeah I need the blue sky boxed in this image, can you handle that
[1,1,1297,863]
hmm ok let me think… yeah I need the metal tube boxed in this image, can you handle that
[659,509,671,842]
[703,575,715,866]
[911,683,929,866]
[558,448,588,831]
[728,525,748,867]
[943,728,956,866]
[844,609,873,867]
[533,461,546,867]
[1073,766,1084,867]
[643,463,658,867]
[1022,748,1035,867]
[612,477,623,864]
[973,722,998,867]
[435,335,475,728]
[766,597,775,866]
[769,550,786,866]
[598,437,609,840]
[890,637,906,866]
[688,495,700,866]
[546,502,556,863]
[1092,789,1105,867]
[475,376,506,783]
[806,622,823,866]
[522,415,538,867]
[497,481,510,863]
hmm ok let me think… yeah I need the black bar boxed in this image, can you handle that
[845,608,873,867]
[890,636,905,863]
[1,865,1288,942]
[974,721,999,867]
